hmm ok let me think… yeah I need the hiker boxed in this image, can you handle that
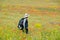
[18,13,29,34]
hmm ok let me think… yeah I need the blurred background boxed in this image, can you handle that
[0,0,60,40]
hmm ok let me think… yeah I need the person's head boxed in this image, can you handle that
[24,13,28,19]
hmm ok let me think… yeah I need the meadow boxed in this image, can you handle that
[0,0,60,40]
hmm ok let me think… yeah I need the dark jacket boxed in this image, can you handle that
[25,19,28,28]
[18,18,28,28]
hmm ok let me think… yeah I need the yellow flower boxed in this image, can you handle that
[35,23,42,28]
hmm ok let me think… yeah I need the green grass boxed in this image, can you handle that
[0,9,60,40]
[0,0,60,40]
[36,8,60,12]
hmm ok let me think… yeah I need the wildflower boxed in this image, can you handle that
[35,23,42,28]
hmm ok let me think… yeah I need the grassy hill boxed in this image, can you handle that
[0,0,60,40]
[0,0,60,7]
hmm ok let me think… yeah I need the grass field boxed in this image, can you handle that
[0,0,60,40]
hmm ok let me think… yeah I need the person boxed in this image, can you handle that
[18,13,28,34]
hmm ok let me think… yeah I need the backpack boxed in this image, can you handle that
[19,18,24,25]
[17,18,24,29]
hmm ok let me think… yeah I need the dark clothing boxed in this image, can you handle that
[20,24,28,34]
[25,19,28,28]
[18,18,28,34]
[18,18,24,26]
